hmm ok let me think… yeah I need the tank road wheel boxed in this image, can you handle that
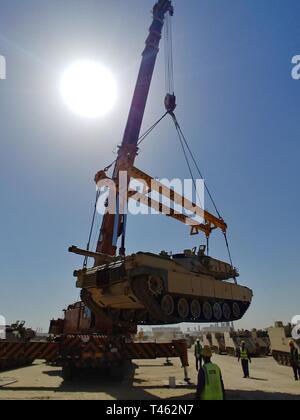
[222,303,231,321]
[213,303,222,321]
[161,295,175,316]
[148,276,164,296]
[177,298,189,319]
[232,302,241,319]
[190,300,201,319]
[203,302,213,321]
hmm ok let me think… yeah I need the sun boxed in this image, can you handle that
[60,60,118,119]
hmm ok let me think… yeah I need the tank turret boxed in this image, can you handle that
[172,246,239,281]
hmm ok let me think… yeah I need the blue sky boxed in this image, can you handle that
[0,0,299,331]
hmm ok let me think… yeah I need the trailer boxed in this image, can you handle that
[0,321,38,371]
[0,335,190,381]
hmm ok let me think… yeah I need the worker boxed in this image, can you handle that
[196,345,225,401]
[194,338,203,371]
[237,341,251,378]
[289,341,300,381]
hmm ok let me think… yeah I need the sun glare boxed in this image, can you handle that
[60,60,117,119]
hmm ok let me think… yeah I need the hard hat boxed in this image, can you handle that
[202,346,212,358]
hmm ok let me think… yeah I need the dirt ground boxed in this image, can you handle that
[0,350,300,400]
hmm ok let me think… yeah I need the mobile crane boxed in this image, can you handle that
[69,0,253,335]
[0,0,252,381]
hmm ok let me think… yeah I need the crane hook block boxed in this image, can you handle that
[165,93,177,113]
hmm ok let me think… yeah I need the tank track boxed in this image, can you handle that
[81,274,250,326]
[272,351,292,367]
[130,275,250,325]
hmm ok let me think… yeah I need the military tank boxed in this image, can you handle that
[1,321,36,343]
[73,246,253,326]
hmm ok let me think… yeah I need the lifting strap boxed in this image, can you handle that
[83,190,100,268]
[169,112,237,279]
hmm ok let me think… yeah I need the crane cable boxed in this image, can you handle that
[83,189,100,268]
[103,112,168,173]
[164,12,174,95]
[170,112,236,276]
[171,114,222,218]
[171,113,204,210]
[162,11,236,275]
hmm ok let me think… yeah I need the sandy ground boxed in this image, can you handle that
[0,350,300,400]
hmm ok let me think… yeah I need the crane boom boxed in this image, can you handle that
[96,0,173,258]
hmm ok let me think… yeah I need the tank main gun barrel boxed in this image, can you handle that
[68,246,116,264]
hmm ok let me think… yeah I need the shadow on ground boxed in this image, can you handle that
[226,389,300,401]
[1,363,300,401]
[175,390,300,401]
[0,364,163,400]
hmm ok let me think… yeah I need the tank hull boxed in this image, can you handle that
[76,252,253,325]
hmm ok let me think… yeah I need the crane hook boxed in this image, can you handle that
[164,93,177,113]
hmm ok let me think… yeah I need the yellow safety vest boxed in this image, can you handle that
[240,348,248,360]
[200,363,224,401]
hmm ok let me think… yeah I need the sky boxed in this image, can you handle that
[0,0,300,332]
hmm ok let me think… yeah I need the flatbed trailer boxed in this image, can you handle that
[0,335,189,381]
